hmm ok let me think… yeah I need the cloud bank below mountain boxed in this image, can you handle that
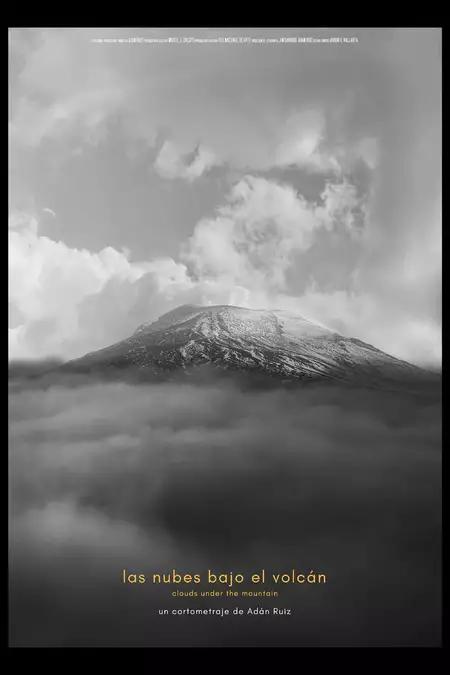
[9,377,441,646]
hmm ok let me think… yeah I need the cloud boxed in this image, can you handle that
[9,376,441,646]
[8,212,176,359]
[9,30,130,148]
[155,141,217,181]
[287,288,442,368]
[183,176,365,291]
[274,110,340,173]
[184,177,319,289]
[7,164,440,369]
[9,29,380,178]
[351,137,379,170]
[316,181,362,232]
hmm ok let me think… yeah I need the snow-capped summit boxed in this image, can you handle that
[63,304,431,390]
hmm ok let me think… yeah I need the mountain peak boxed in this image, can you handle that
[133,304,202,335]
[134,303,332,339]
[64,303,430,391]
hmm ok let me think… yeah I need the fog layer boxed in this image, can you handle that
[9,373,441,647]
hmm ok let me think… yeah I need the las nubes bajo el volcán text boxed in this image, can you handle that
[122,569,327,586]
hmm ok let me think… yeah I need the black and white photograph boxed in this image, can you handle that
[8,27,442,648]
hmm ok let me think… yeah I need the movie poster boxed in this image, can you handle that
[8,27,442,648]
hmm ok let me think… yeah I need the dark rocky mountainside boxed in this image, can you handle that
[59,304,436,392]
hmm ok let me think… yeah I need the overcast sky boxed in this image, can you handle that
[8,28,441,368]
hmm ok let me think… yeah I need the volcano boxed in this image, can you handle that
[59,304,434,391]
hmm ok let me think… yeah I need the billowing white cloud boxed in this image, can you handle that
[316,180,362,233]
[183,176,364,291]
[8,212,189,359]
[9,170,440,369]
